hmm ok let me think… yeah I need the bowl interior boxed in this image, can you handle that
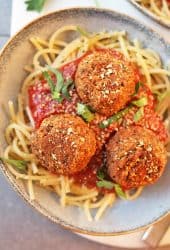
[0,8,170,235]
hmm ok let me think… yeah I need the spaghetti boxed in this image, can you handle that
[2,26,170,220]
[135,0,170,25]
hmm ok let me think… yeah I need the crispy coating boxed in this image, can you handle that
[106,126,167,189]
[75,50,139,116]
[31,114,96,175]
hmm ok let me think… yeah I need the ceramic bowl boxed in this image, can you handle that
[128,0,170,28]
[0,8,170,236]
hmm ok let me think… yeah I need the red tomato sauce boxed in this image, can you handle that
[28,49,167,192]
[69,153,114,194]
[69,153,102,189]
[28,56,84,129]
[122,85,168,142]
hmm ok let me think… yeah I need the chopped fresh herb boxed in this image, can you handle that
[132,82,143,96]
[0,157,28,172]
[114,184,126,199]
[97,180,114,189]
[42,66,74,103]
[42,71,62,102]
[46,66,64,92]
[134,107,144,122]
[61,79,73,100]
[77,103,95,122]
[132,97,148,107]
[97,169,106,180]
[77,26,90,38]
[96,170,126,198]
[99,106,132,129]
[25,0,46,12]
[42,71,55,92]
[99,95,148,129]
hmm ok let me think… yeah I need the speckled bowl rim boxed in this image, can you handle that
[128,0,170,28]
[0,7,170,236]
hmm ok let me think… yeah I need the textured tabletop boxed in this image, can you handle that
[0,1,169,250]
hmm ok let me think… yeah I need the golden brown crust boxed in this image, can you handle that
[31,114,96,175]
[106,126,167,189]
[75,50,138,116]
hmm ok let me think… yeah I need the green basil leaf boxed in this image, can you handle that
[96,168,126,197]
[61,79,73,100]
[132,82,143,96]
[99,106,132,129]
[134,107,144,122]
[52,92,63,103]
[97,180,114,189]
[114,184,126,199]
[132,97,148,107]
[46,66,64,93]
[42,71,55,92]
[77,26,90,38]
[77,103,95,122]
[97,169,106,180]
[25,0,46,12]
[43,66,75,103]
[99,120,110,129]
[42,71,63,103]
[0,157,28,172]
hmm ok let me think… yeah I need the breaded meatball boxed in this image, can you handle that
[106,126,167,189]
[31,114,96,175]
[75,50,139,116]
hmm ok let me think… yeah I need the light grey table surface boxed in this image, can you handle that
[0,1,169,250]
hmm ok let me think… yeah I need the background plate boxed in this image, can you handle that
[128,0,170,28]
